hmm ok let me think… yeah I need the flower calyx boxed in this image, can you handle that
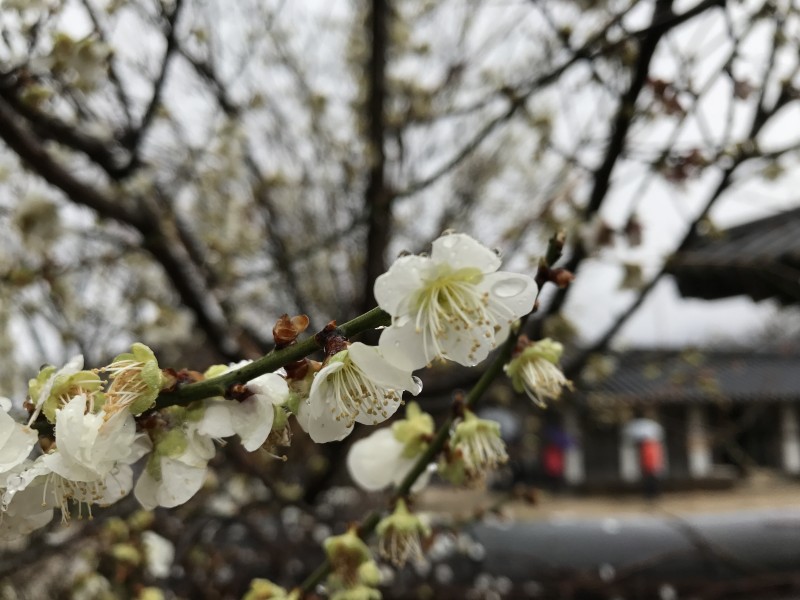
[391,402,434,458]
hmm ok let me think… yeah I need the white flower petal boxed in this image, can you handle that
[135,457,208,509]
[0,467,54,540]
[348,342,422,394]
[133,468,160,511]
[230,394,275,451]
[374,255,431,315]
[0,410,37,472]
[378,320,433,371]
[248,372,290,406]
[196,400,236,439]
[354,397,402,425]
[91,465,133,506]
[478,271,538,319]
[438,328,495,367]
[431,233,501,273]
[347,428,409,491]
[299,405,353,443]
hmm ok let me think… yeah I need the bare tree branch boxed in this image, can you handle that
[360,0,391,313]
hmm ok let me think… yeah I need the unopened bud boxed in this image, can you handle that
[273,314,310,348]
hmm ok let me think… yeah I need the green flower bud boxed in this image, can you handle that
[111,543,141,565]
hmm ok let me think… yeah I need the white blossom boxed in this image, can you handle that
[4,394,150,521]
[134,422,215,510]
[0,397,37,474]
[197,362,289,451]
[0,462,54,540]
[346,402,434,492]
[347,428,430,492]
[375,233,537,370]
[295,343,421,443]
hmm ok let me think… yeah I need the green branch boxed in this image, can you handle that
[155,307,390,409]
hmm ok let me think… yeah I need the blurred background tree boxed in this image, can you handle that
[1,0,800,597]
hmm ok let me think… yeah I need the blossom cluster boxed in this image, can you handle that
[0,232,572,598]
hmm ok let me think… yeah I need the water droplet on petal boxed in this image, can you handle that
[397,249,412,258]
[441,228,455,236]
[492,247,503,258]
[491,278,527,298]
[412,376,423,393]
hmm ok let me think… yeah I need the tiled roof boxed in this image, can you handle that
[665,207,800,303]
[584,349,800,406]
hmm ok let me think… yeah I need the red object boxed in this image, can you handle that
[640,439,663,475]
[542,444,565,478]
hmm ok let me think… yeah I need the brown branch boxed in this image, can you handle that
[80,0,133,126]
[0,72,128,179]
[118,0,186,176]
[0,96,243,361]
[533,0,677,340]
[360,0,391,313]
[178,47,311,317]
[561,10,797,378]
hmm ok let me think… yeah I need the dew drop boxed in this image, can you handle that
[397,249,412,258]
[491,247,503,258]
[412,375,423,393]
[491,278,527,298]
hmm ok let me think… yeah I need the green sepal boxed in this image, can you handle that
[392,402,434,459]
[43,370,103,422]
